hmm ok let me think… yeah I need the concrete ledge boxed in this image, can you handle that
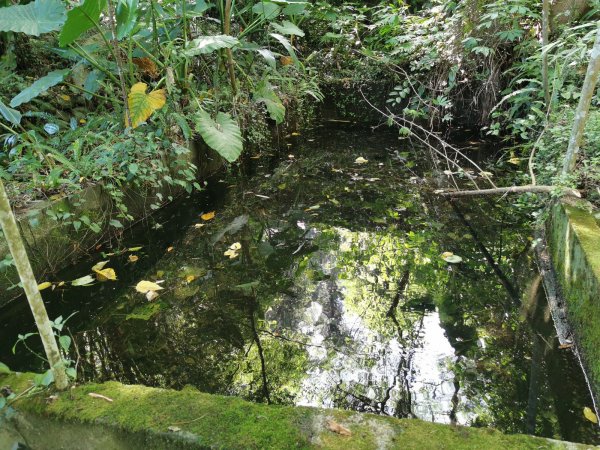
[547,199,600,397]
[0,373,589,449]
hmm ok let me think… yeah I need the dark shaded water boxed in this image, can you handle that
[1,126,598,444]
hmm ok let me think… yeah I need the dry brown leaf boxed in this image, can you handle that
[88,393,113,402]
[558,343,573,349]
[326,419,352,436]
[132,57,159,78]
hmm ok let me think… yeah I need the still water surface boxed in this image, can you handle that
[1,126,598,444]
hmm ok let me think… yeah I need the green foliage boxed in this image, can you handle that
[0,0,66,36]
[115,0,139,39]
[184,35,239,56]
[58,0,107,47]
[0,99,21,125]
[253,82,285,124]
[195,110,243,163]
[9,69,70,108]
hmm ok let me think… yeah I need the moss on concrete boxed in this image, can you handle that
[547,199,600,398]
[0,372,586,449]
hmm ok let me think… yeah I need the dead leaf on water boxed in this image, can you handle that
[71,275,95,287]
[326,419,352,436]
[136,280,164,294]
[584,406,598,423]
[94,268,117,282]
[201,211,216,221]
[91,261,109,271]
[38,282,52,291]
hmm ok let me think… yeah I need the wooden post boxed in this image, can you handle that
[0,179,68,390]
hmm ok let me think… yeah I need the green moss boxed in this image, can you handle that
[0,373,582,449]
[548,200,600,396]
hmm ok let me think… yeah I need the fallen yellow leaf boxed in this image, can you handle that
[186,275,195,283]
[92,260,109,272]
[194,223,205,229]
[584,406,598,423]
[94,268,117,281]
[146,290,159,301]
[201,211,216,221]
[136,280,164,293]
[354,157,368,165]
[167,246,174,252]
[38,282,52,291]
[128,254,139,263]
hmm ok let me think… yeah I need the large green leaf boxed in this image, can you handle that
[10,69,70,108]
[270,32,299,66]
[195,110,243,163]
[252,1,280,19]
[0,0,66,36]
[254,83,285,124]
[116,0,138,39]
[58,0,108,47]
[256,48,276,68]
[271,20,304,37]
[0,99,21,125]
[185,35,239,57]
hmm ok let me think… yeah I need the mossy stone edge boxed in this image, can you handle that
[0,372,588,449]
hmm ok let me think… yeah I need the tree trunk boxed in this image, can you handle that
[562,26,600,175]
[0,180,68,390]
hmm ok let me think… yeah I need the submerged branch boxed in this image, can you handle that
[437,185,580,198]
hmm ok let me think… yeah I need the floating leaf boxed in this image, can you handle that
[584,407,598,424]
[135,280,164,293]
[195,109,243,163]
[10,69,70,108]
[91,260,109,271]
[71,275,95,286]
[354,157,368,164]
[94,267,117,281]
[185,35,239,56]
[146,290,159,301]
[201,211,216,221]
[59,0,107,47]
[127,82,166,128]
[0,0,66,36]
[37,281,52,291]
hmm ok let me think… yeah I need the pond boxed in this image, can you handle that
[1,125,598,444]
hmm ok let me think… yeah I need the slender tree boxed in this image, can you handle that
[562,26,600,175]
[0,179,68,390]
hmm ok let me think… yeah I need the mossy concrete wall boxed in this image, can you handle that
[0,372,588,449]
[547,199,600,398]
